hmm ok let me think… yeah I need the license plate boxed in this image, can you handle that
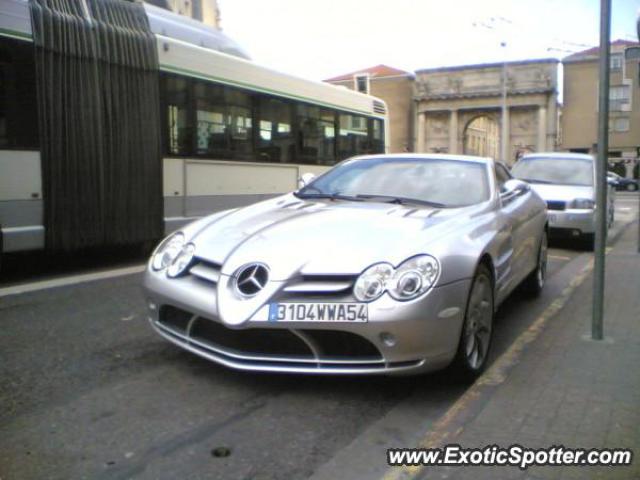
[268,303,368,322]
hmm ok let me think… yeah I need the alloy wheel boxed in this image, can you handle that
[464,274,493,370]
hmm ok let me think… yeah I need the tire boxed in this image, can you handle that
[608,207,614,229]
[522,230,547,296]
[581,233,595,251]
[627,183,638,192]
[451,263,494,381]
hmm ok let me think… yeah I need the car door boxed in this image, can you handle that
[496,163,537,288]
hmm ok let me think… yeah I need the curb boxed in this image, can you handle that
[381,218,637,480]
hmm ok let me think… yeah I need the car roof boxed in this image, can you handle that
[520,152,594,161]
[351,153,493,164]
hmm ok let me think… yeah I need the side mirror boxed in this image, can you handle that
[298,172,316,189]
[500,179,530,200]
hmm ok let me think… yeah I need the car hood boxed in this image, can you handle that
[528,183,594,202]
[189,195,476,280]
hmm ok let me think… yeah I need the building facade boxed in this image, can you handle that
[325,65,414,153]
[562,40,640,178]
[145,0,220,28]
[414,59,559,165]
[326,60,559,164]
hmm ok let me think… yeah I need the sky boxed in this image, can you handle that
[217,0,639,81]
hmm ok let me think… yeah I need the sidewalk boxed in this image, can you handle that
[415,223,640,480]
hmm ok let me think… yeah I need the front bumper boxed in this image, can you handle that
[143,268,471,375]
[547,209,595,235]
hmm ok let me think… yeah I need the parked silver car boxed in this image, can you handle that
[511,153,614,247]
[143,154,547,378]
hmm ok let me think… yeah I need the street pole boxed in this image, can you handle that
[500,41,508,164]
[500,42,509,165]
[592,0,611,341]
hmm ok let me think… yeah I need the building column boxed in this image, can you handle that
[537,106,547,152]
[448,109,458,154]
[501,107,510,163]
[417,111,426,153]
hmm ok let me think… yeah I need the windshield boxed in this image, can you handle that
[511,157,594,186]
[296,157,490,208]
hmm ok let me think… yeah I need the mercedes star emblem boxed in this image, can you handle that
[235,264,269,296]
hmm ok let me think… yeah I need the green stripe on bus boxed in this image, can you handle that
[0,28,32,42]
[159,64,384,118]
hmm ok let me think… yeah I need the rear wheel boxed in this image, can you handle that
[522,230,547,296]
[581,233,595,251]
[451,264,494,380]
[627,183,638,192]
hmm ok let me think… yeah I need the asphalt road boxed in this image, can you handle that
[1,193,637,480]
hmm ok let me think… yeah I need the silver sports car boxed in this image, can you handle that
[143,154,548,378]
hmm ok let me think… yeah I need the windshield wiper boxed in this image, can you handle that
[518,178,554,184]
[294,191,364,202]
[355,194,446,208]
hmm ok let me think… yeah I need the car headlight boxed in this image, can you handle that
[389,255,440,300]
[353,263,394,302]
[151,232,185,271]
[353,255,439,302]
[167,243,196,278]
[569,198,595,209]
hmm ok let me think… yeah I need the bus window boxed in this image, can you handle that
[194,81,253,161]
[159,72,383,165]
[0,57,5,147]
[258,98,294,163]
[194,81,226,156]
[296,105,336,165]
[225,89,253,161]
[370,118,384,154]
[0,37,39,150]
[338,114,368,160]
[164,75,192,155]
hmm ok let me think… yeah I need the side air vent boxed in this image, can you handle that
[189,258,222,284]
[373,101,387,114]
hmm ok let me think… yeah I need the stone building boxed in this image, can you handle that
[562,39,640,178]
[414,59,559,165]
[326,60,559,164]
[324,65,414,154]
[145,0,220,28]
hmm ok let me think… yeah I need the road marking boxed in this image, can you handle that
[548,254,571,261]
[0,265,146,298]
[381,258,596,480]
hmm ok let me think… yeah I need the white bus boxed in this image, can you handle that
[0,0,388,260]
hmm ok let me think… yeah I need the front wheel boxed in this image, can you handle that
[451,264,494,380]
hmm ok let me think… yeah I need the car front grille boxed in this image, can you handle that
[546,200,566,211]
[153,305,409,373]
[187,259,356,300]
[280,274,356,301]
